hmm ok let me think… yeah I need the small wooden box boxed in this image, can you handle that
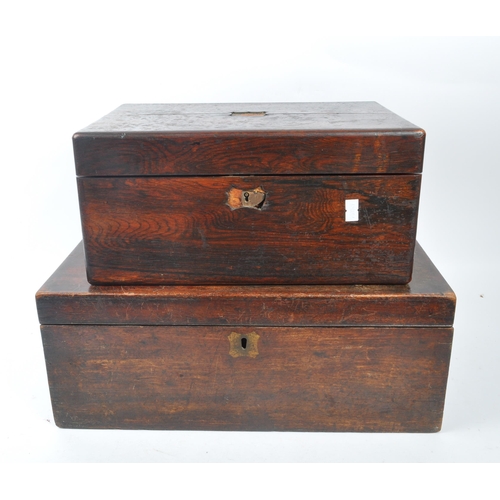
[74,102,425,285]
[36,242,455,432]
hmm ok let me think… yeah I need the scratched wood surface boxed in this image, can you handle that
[41,325,453,431]
[73,102,425,176]
[77,174,421,285]
[36,241,456,327]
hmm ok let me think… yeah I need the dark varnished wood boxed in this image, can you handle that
[41,325,453,431]
[78,174,421,285]
[37,243,455,432]
[73,102,425,177]
[74,102,424,285]
[36,241,456,327]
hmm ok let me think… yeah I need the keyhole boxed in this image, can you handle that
[244,192,249,202]
[241,337,247,349]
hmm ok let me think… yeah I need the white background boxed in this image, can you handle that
[1,0,499,482]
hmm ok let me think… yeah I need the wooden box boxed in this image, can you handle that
[36,242,455,432]
[74,102,425,285]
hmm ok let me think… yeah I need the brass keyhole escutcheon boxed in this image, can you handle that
[227,187,267,210]
[228,332,260,358]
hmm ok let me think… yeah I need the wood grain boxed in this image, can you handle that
[74,131,425,177]
[41,325,453,432]
[77,174,421,285]
[36,241,456,327]
[73,102,425,176]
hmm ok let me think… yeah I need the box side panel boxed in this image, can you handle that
[74,131,425,177]
[78,174,420,285]
[41,325,453,432]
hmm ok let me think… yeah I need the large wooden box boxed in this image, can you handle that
[36,242,455,432]
[74,102,425,285]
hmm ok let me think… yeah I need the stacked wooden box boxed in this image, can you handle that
[36,103,456,431]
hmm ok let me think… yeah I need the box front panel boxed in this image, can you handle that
[42,325,452,432]
[78,175,420,285]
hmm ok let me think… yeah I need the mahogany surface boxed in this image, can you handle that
[41,325,452,431]
[36,241,456,327]
[73,102,425,177]
[73,102,425,285]
[37,242,455,432]
[78,174,421,285]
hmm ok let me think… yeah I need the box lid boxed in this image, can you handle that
[36,242,455,327]
[73,102,425,177]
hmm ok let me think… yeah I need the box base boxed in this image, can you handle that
[42,325,452,432]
